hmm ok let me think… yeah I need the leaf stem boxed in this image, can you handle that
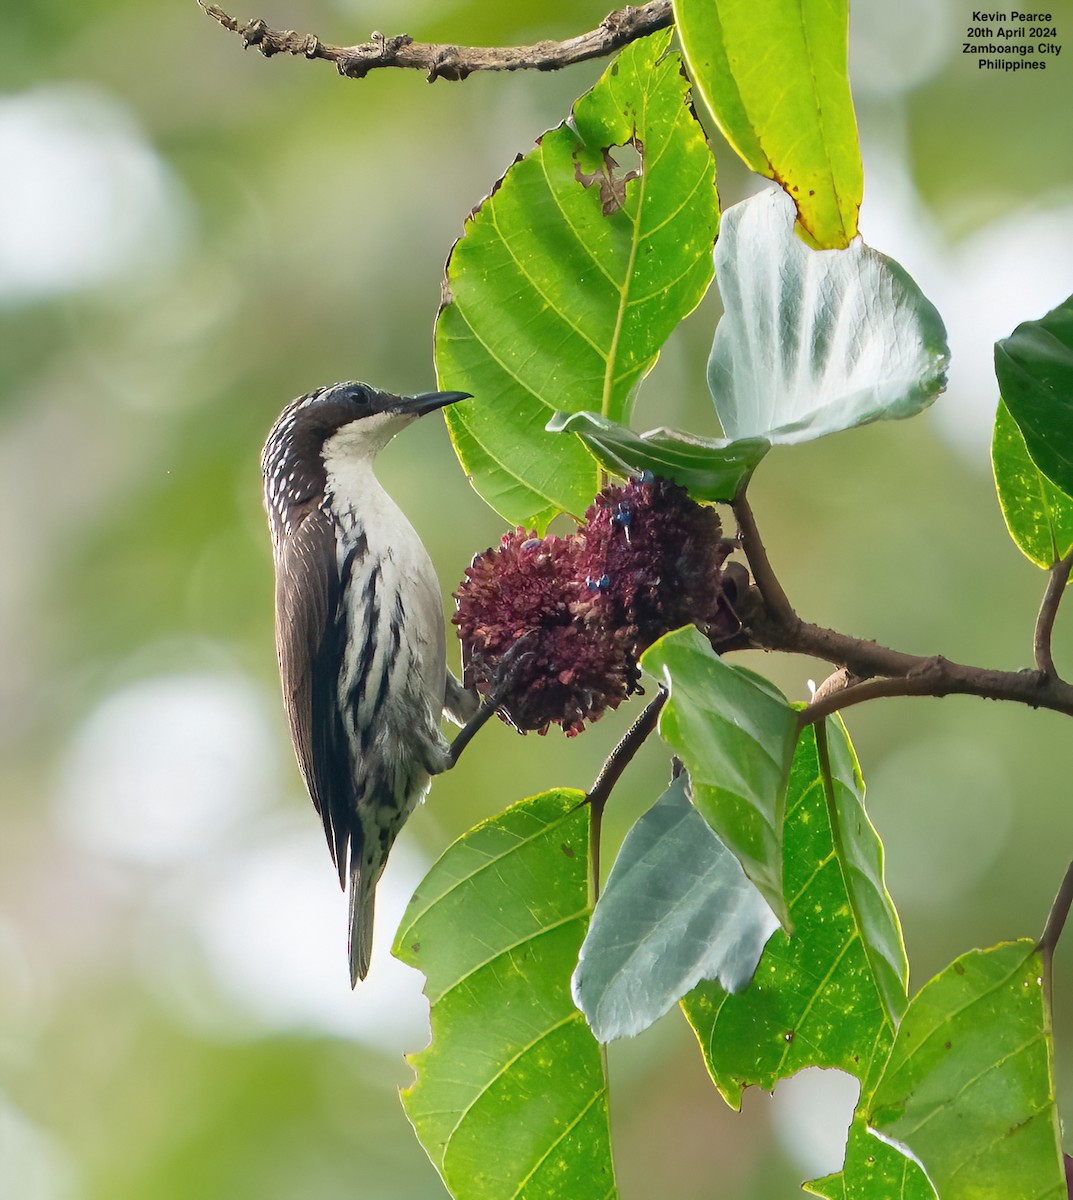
[585,689,668,900]
[1038,859,1073,1010]
[582,689,665,1118]
[1033,549,1073,679]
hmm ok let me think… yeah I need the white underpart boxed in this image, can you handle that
[322,416,449,800]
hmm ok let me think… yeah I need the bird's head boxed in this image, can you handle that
[279,381,471,462]
[262,381,471,526]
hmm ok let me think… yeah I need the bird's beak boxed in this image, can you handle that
[396,390,472,417]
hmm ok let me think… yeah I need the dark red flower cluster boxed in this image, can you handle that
[453,476,739,736]
[577,476,734,651]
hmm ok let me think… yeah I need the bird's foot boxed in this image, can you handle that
[444,632,539,768]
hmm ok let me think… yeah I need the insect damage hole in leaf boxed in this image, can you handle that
[435,29,718,528]
[573,137,644,216]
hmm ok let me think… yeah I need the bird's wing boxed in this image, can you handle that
[274,508,352,880]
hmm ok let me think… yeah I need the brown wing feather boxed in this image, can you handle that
[274,507,350,877]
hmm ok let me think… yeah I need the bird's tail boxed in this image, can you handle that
[348,857,377,987]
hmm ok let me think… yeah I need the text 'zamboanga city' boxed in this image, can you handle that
[964,10,1062,70]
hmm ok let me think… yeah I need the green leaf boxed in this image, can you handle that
[992,398,1073,569]
[861,941,1064,1200]
[805,1117,935,1199]
[673,0,861,248]
[572,774,779,1042]
[995,294,1073,502]
[640,626,798,926]
[707,190,949,446]
[435,29,720,529]
[681,720,909,1110]
[546,410,769,502]
[393,790,617,1200]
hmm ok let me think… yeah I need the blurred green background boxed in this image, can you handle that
[2,1,1072,1196]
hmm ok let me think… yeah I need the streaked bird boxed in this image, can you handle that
[262,381,481,985]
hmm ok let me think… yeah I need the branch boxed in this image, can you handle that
[718,490,1073,722]
[197,1,673,81]
[732,492,797,630]
[798,670,953,728]
[1034,548,1073,678]
[761,611,1073,725]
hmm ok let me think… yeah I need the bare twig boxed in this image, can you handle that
[798,669,951,729]
[722,577,1073,724]
[732,492,798,630]
[781,614,1073,725]
[1034,548,1073,678]
[197,0,673,81]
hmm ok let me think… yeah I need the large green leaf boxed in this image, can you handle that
[995,294,1073,503]
[435,29,720,529]
[859,941,1064,1199]
[546,409,769,502]
[572,774,779,1042]
[394,790,617,1200]
[992,398,1073,569]
[806,1118,935,1199]
[707,189,949,446]
[640,626,798,926]
[681,720,908,1109]
[673,0,861,248]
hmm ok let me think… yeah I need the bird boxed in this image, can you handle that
[261,380,481,986]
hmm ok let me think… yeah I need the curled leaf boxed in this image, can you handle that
[708,189,949,445]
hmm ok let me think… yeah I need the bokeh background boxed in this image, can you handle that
[2,1,1072,1196]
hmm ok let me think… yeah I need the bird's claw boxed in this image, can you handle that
[486,630,539,707]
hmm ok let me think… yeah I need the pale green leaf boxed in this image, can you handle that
[707,189,949,446]
[572,774,779,1042]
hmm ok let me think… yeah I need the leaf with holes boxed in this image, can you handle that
[572,773,779,1042]
[546,410,769,502]
[805,1117,935,1199]
[435,29,719,529]
[995,294,1073,503]
[681,720,908,1110]
[674,0,862,248]
[393,790,617,1200]
[640,626,799,927]
[708,189,949,446]
[992,398,1073,569]
[856,940,1065,1200]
